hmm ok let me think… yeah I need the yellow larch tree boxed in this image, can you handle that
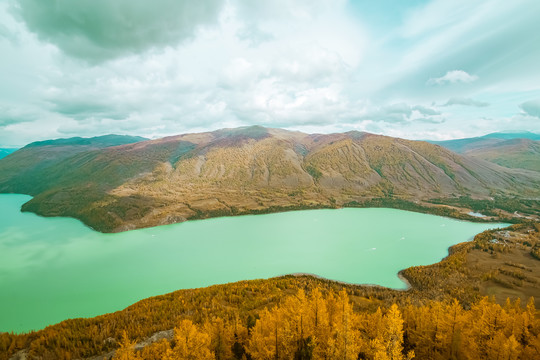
[372,304,413,360]
[139,338,172,360]
[247,307,286,360]
[309,287,331,360]
[172,319,215,360]
[112,331,141,360]
[204,317,235,360]
[327,289,362,360]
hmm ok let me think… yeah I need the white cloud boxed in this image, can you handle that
[442,97,489,107]
[0,105,39,126]
[13,0,227,62]
[412,105,441,116]
[358,103,443,124]
[427,70,478,86]
[520,99,540,118]
[1,0,540,146]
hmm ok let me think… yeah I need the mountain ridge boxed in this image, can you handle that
[429,131,540,153]
[1,126,539,232]
[432,133,540,172]
[0,148,17,160]
[23,134,148,148]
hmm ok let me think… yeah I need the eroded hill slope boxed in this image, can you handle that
[1,126,538,232]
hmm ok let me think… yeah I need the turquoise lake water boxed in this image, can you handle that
[0,194,508,333]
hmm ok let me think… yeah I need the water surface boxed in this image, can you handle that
[468,211,487,218]
[0,194,507,333]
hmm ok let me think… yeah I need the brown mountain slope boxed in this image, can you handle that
[0,126,539,232]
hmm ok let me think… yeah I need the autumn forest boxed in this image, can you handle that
[3,283,539,360]
[112,289,540,360]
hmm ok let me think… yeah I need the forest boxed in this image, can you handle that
[110,289,540,360]
[3,286,538,360]
[1,278,539,359]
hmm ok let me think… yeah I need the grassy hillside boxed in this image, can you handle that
[0,126,538,232]
[464,139,540,172]
[431,131,540,153]
[432,132,540,172]
[0,135,147,195]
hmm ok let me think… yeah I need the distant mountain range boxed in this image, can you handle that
[0,134,148,193]
[0,148,18,160]
[431,132,540,172]
[430,131,540,152]
[0,135,149,160]
[1,127,538,232]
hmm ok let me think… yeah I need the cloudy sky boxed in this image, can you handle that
[1,0,540,146]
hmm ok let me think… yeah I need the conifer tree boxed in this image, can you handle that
[172,319,215,360]
[112,331,141,360]
[371,304,413,360]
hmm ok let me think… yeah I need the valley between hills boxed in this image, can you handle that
[0,126,539,232]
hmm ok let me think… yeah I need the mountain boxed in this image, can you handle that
[430,131,540,153]
[433,133,540,172]
[25,134,148,148]
[482,131,540,140]
[0,126,539,232]
[0,134,147,195]
[0,148,17,160]
[464,138,540,172]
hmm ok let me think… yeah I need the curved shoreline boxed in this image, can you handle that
[6,190,525,233]
[290,228,510,294]
[288,272,397,290]
[0,193,514,334]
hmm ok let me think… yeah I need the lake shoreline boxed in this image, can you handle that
[0,193,509,333]
[3,190,527,233]
[288,272,406,290]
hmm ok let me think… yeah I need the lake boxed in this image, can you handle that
[0,194,507,333]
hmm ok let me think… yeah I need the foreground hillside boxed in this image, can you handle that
[0,126,539,232]
[4,285,538,360]
[2,223,539,360]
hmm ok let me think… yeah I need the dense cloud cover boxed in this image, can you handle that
[15,0,226,61]
[0,0,539,146]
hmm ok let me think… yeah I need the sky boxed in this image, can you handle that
[1,0,540,146]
